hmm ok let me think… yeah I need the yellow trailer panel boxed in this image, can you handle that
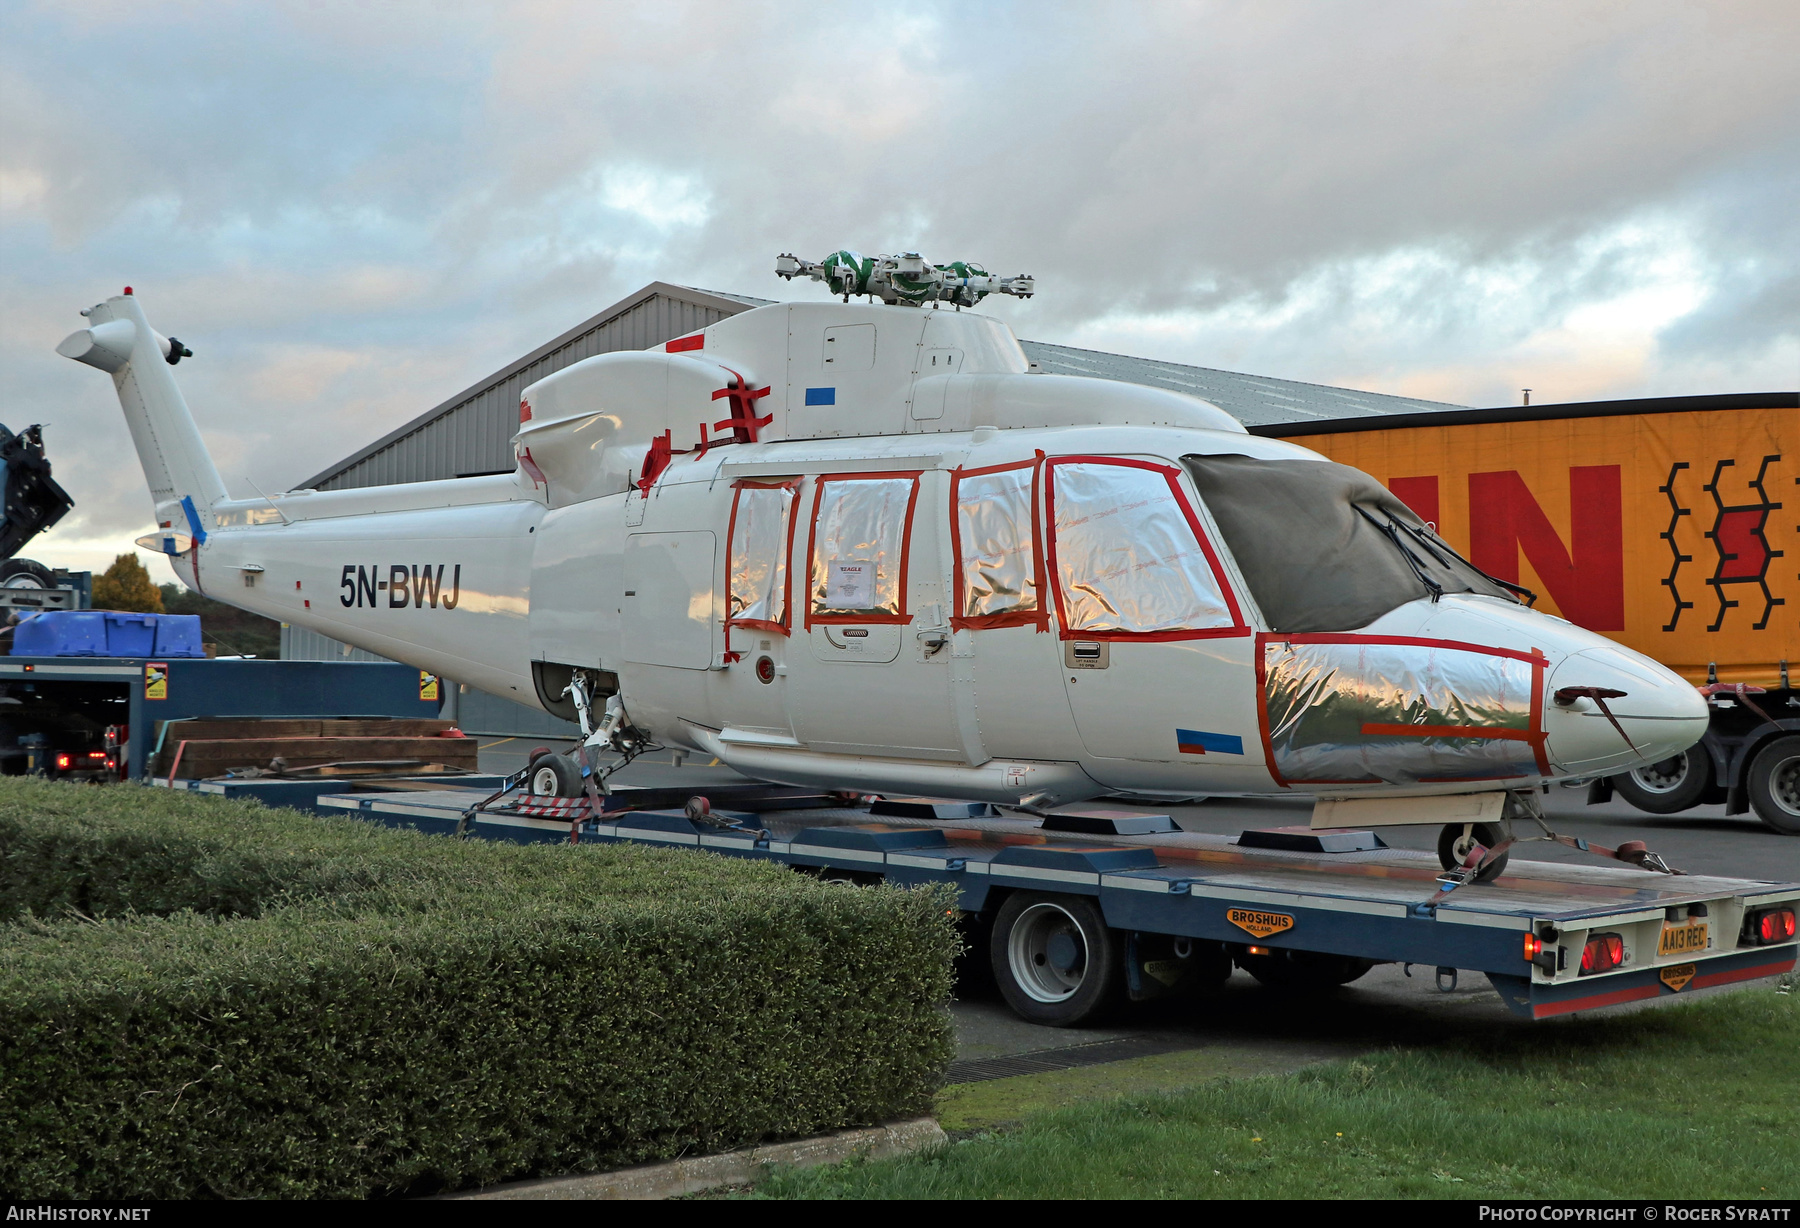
[1269,400,1797,686]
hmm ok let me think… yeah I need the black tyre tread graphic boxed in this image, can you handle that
[1659,461,1693,632]
[1610,749,1715,815]
[1747,735,1800,835]
[990,892,1122,1027]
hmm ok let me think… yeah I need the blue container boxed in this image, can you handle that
[9,610,206,658]
[151,615,205,658]
[103,612,159,656]
[12,611,108,656]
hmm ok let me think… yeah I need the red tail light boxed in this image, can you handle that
[54,753,71,769]
[1579,933,1624,975]
[87,751,106,759]
[1755,908,1797,944]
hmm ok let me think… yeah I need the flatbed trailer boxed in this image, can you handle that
[319,786,1800,1024]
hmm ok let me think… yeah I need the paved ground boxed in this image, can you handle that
[475,738,1799,1068]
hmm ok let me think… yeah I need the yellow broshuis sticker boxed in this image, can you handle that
[1227,908,1295,938]
[1660,963,1697,993]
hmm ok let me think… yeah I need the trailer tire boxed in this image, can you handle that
[529,752,583,798]
[1238,949,1375,992]
[1746,736,1800,835]
[991,892,1122,1027]
[1610,749,1714,814]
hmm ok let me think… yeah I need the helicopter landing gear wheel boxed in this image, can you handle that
[1436,821,1509,881]
[990,892,1122,1027]
[528,751,583,797]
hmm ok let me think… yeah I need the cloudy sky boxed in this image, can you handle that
[3,0,1796,575]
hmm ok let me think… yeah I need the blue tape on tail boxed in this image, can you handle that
[180,495,208,547]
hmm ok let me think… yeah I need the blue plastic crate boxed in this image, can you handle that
[10,610,206,658]
[13,611,107,656]
[151,615,205,658]
[103,612,159,656]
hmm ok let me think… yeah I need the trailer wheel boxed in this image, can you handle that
[1610,749,1714,814]
[1436,822,1508,880]
[529,752,583,798]
[991,892,1122,1027]
[1237,949,1374,991]
[1747,736,1800,835]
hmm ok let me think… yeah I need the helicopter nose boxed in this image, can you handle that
[1544,645,1708,778]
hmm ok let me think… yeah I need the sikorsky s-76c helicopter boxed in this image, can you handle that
[59,251,1708,870]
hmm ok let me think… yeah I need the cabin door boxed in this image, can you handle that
[1044,457,1266,781]
[782,471,966,760]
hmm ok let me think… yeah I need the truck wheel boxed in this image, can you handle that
[1437,822,1509,881]
[529,752,583,798]
[1747,736,1800,835]
[1237,949,1375,991]
[991,892,1122,1026]
[1610,749,1714,814]
[0,560,54,589]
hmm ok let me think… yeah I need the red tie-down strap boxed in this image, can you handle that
[1698,681,1778,726]
[1553,686,1636,753]
[712,368,774,443]
[637,431,675,496]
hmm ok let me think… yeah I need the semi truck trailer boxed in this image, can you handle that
[1253,392,1800,831]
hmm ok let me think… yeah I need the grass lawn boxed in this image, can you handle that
[748,979,1800,1199]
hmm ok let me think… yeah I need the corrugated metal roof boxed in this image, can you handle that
[1016,339,1469,427]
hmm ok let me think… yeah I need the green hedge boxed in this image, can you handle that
[0,780,957,1198]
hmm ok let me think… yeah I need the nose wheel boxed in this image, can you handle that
[1436,821,1509,881]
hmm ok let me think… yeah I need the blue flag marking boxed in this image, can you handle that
[1176,729,1244,755]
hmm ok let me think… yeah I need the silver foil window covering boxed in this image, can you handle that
[727,484,793,628]
[956,466,1040,622]
[810,476,915,618]
[1263,638,1541,785]
[1051,461,1234,635]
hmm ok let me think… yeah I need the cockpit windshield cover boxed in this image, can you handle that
[1181,454,1519,633]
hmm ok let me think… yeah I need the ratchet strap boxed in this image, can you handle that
[1698,681,1779,727]
[1553,686,1636,753]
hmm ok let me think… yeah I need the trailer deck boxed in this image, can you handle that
[320,787,1800,1021]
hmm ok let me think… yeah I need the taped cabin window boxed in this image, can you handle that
[1048,458,1241,639]
[808,474,919,624]
[725,482,795,633]
[952,460,1045,630]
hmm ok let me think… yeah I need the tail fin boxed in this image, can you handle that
[57,290,228,535]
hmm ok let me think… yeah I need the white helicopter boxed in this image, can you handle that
[58,251,1708,865]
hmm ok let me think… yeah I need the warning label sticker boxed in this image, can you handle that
[1227,908,1295,938]
[1660,963,1697,993]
